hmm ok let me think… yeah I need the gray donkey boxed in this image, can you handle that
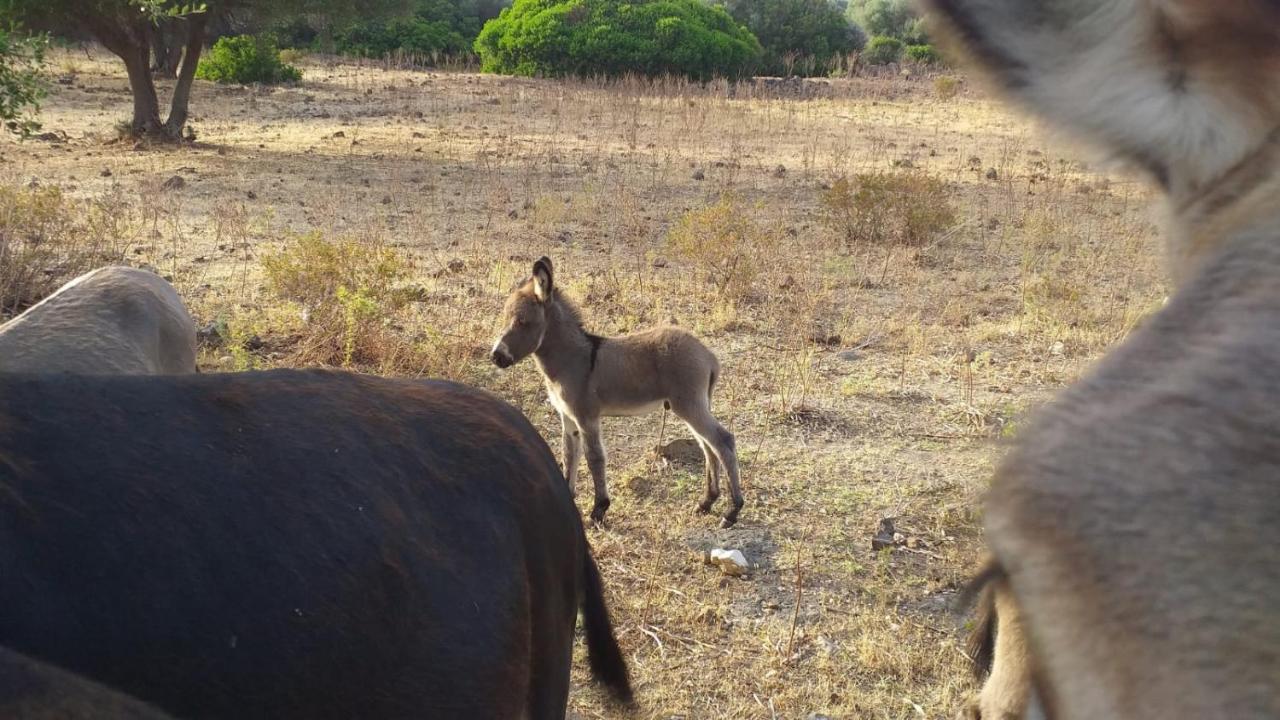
[492,257,744,528]
[0,266,196,374]
[921,0,1280,718]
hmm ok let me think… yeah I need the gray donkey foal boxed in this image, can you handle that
[492,257,743,527]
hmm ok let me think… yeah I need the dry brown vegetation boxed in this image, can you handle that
[3,48,1168,719]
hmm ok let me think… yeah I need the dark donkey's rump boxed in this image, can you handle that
[0,646,176,720]
[0,369,630,720]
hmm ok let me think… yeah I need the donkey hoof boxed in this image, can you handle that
[720,505,741,528]
[590,498,611,525]
[695,499,714,515]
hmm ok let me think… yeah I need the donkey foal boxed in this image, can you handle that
[492,257,744,527]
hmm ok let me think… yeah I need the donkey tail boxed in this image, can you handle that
[582,546,633,705]
[957,561,1004,678]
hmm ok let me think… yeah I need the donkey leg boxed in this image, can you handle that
[675,404,743,528]
[559,413,582,497]
[694,437,721,514]
[580,420,611,524]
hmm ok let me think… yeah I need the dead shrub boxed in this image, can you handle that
[0,186,131,318]
[933,75,960,100]
[261,231,415,368]
[667,194,779,300]
[819,172,955,248]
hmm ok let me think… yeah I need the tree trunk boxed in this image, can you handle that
[121,41,167,138]
[164,15,207,138]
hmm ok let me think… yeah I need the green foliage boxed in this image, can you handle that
[904,43,939,64]
[0,28,46,137]
[332,0,503,58]
[475,0,762,81]
[846,0,924,43]
[861,35,902,65]
[196,34,301,84]
[716,0,863,77]
[819,173,955,247]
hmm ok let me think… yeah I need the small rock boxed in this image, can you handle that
[1050,340,1065,356]
[246,190,257,200]
[893,532,906,545]
[704,548,749,577]
[692,169,705,181]
[332,130,345,138]
[772,164,787,178]
[779,274,796,290]
[243,334,265,351]
[100,168,113,177]
[836,349,860,362]
[381,195,392,205]
[161,175,186,191]
[412,131,425,139]
[906,536,925,549]
[872,518,896,551]
[197,322,223,347]
[507,209,519,219]
[808,331,841,347]
[447,259,466,274]
[651,257,668,268]
[985,167,999,180]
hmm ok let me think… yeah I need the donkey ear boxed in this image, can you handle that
[531,256,553,302]
[921,0,1280,195]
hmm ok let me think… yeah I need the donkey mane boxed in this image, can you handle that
[550,287,589,332]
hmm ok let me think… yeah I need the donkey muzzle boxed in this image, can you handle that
[491,343,514,369]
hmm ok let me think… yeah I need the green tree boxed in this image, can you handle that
[846,0,924,44]
[861,35,902,64]
[0,26,46,136]
[718,0,863,76]
[475,0,761,81]
[1,0,407,140]
[333,0,508,59]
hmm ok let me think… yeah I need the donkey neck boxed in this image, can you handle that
[1169,127,1280,285]
[532,298,599,383]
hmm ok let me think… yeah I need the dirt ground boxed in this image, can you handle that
[3,47,1168,719]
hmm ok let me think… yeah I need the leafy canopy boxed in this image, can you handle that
[717,0,863,76]
[475,0,762,81]
[0,27,46,136]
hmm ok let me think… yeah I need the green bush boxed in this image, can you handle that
[336,17,471,57]
[847,0,926,44]
[0,29,47,136]
[196,35,301,84]
[904,43,940,64]
[475,0,763,81]
[717,0,864,77]
[861,35,903,65]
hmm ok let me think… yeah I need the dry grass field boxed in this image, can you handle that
[2,47,1168,719]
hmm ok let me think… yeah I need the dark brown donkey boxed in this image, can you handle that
[0,370,631,719]
[920,0,1280,718]
[492,257,744,528]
